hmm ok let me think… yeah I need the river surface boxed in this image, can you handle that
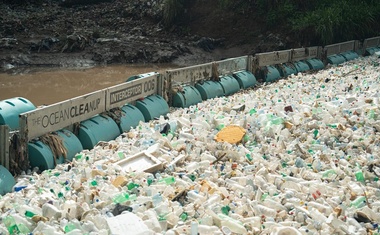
[0,64,178,106]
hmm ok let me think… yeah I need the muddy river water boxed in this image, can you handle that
[0,64,178,106]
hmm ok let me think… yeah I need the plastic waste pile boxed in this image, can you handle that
[1,55,380,235]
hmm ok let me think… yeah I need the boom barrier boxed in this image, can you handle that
[0,36,379,181]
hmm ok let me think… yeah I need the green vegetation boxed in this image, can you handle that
[217,0,380,45]
[162,0,185,28]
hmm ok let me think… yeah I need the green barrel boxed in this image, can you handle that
[0,97,36,130]
[305,58,325,70]
[293,61,310,73]
[135,95,169,122]
[276,64,298,77]
[172,86,203,108]
[340,51,359,61]
[126,72,158,82]
[28,141,55,171]
[219,75,240,95]
[327,54,347,65]
[261,65,281,83]
[0,165,16,195]
[56,129,83,163]
[233,71,257,89]
[365,47,380,55]
[29,129,83,170]
[77,115,121,150]
[195,81,224,100]
[119,104,145,132]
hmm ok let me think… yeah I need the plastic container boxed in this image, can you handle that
[232,71,257,89]
[218,75,240,96]
[77,114,121,150]
[327,54,347,65]
[0,97,36,130]
[305,58,325,70]
[293,61,310,73]
[172,86,203,108]
[340,51,359,61]
[195,81,224,100]
[119,104,145,133]
[0,165,16,195]
[276,63,298,77]
[135,95,169,122]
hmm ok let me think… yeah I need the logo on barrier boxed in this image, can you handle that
[32,98,102,128]
[110,84,143,104]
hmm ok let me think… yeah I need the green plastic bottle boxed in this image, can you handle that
[158,176,175,185]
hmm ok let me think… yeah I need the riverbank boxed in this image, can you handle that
[0,0,294,73]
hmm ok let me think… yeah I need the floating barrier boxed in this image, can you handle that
[0,165,15,195]
[0,97,36,130]
[365,47,380,56]
[119,104,145,132]
[195,81,224,100]
[232,71,257,89]
[28,129,83,171]
[77,115,121,150]
[135,95,169,122]
[172,86,203,108]
[260,65,281,83]
[28,141,55,171]
[218,75,241,95]
[293,61,310,73]
[340,51,359,61]
[305,58,325,70]
[56,129,83,162]
[327,54,347,65]
[126,72,158,82]
[276,64,298,77]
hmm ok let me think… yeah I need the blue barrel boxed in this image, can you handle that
[56,129,83,163]
[305,58,325,70]
[0,165,16,195]
[233,71,257,89]
[276,64,298,77]
[365,47,380,56]
[28,141,55,171]
[29,129,83,170]
[195,81,224,100]
[262,65,281,82]
[135,95,169,122]
[327,54,347,65]
[293,61,310,73]
[78,115,121,150]
[172,86,203,108]
[340,51,359,61]
[119,104,145,132]
[219,75,240,95]
[0,97,36,130]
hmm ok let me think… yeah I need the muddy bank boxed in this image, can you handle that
[0,0,291,72]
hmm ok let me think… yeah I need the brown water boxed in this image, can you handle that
[0,64,178,106]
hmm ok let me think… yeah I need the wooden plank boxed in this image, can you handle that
[364,36,380,48]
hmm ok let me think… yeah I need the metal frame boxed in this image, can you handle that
[0,125,10,170]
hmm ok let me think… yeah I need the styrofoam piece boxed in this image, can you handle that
[106,212,154,235]
[115,151,163,173]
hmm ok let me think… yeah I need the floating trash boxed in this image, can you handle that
[1,55,380,235]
